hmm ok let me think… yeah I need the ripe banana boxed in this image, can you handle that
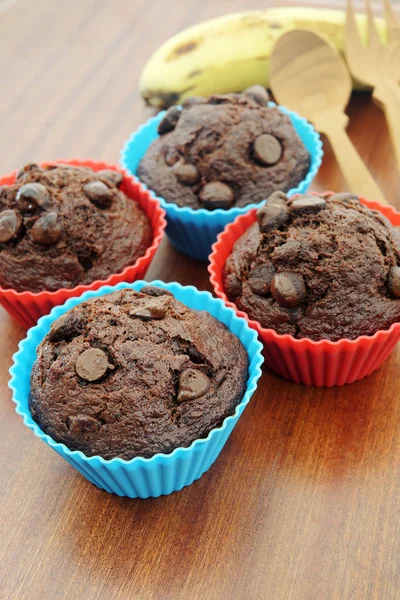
[139,7,387,109]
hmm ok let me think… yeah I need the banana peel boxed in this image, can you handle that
[139,7,387,108]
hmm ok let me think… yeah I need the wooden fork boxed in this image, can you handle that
[345,0,400,169]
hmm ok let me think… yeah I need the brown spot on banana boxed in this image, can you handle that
[167,40,201,61]
[186,69,203,80]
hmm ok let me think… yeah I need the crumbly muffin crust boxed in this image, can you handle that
[29,287,249,460]
[223,192,400,341]
[138,88,310,210]
[0,164,152,292]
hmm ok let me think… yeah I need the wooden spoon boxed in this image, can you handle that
[270,29,387,205]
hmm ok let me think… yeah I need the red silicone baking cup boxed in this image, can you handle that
[208,195,400,387]
[0,159,166,329]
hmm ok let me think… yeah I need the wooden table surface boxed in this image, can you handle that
[1,1,400,599]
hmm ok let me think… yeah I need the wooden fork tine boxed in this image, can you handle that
[383,0,400,43]
[365,0,382,49]
[345,0,364,57]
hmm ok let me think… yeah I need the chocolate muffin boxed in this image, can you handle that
[223,192,400,341]
[29,286,249,460]
[138,88,310,210]
[0,163,152,292]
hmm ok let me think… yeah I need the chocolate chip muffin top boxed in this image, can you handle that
[29,286,249,460]
[223,192,400,341]
[0,164,152,293]
[137,87,311,210]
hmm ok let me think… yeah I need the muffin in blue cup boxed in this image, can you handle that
[9,280,263,498]
[121,89,323,261]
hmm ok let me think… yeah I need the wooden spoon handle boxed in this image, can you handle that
[317,114,387,205]
[373,82,400,172]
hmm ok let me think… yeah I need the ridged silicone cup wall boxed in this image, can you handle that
[120,103,323,261]
[9,280,264,498]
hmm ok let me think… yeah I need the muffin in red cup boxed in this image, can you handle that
[0,160,166,329]
[208,191,400,386]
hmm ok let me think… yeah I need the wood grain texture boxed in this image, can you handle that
[1,1,400,599]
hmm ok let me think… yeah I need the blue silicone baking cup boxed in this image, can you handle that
[9,280,264,498]
[120,103,323,261]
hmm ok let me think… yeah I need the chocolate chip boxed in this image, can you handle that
[164,148,180,167]
[48,311,83,342]
[172,161,199,186]
[248,262,275,296]
[271,273,306,308]
[140,286,173,297]
[327,192,360,204]
[200,182,234,209]
[97,169,123,187]
[388,266,400,297]
[16,183,50,212]
[290,196,327,214]
[257,202,289,233]
[0,209,22,243]
[130,302,168,319]
[75,348,112,382]
[182,96,204,108]
[244,85,270,106]
[16,163,39,179]
[253,134,282,166]
[158,106,181,135]
[83,181,113,208]
[177,368,210,403]
[31,212,62,245]
[67,414,102,435]
[268,191,288,206]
